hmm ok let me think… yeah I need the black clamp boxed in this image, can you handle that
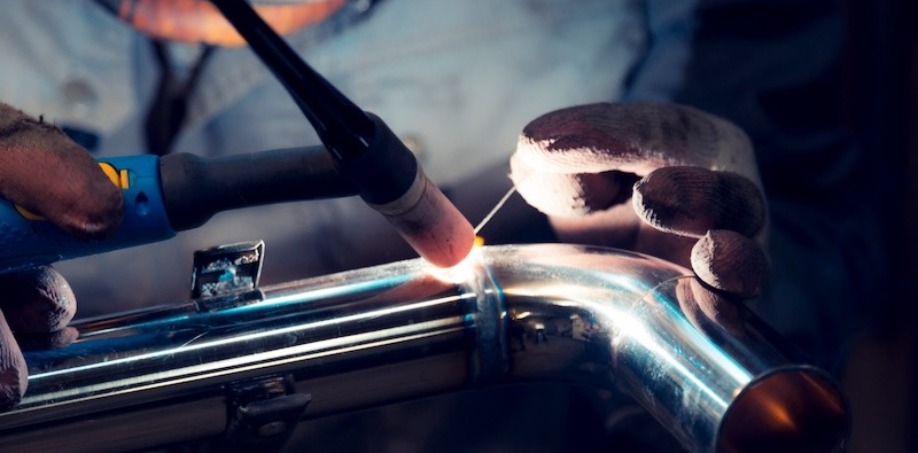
[223,375,311,453]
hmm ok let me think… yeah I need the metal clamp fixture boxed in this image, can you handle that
[193,241,311,452]
[191,240,267,312]
[223,375,311,453]
[191,240,265,299]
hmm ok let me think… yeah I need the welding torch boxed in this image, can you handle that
[0,0,474,274]
[209,0,475,268]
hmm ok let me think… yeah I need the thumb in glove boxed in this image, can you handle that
[0,102,123,238]
[0,266,77,410]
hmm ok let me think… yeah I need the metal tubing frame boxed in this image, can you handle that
[0,244,847,452]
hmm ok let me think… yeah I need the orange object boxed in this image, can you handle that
[116,0,347,46]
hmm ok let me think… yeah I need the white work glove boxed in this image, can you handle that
[0,103,123,408]
[511,103,768,330]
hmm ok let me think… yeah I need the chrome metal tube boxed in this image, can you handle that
[0,245,847,452]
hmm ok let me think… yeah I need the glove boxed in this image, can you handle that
[510,103,768,331]
[0,103,123,408]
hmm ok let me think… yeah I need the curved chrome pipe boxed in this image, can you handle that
[0,245,847,452]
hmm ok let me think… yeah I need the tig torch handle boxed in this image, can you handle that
[0,147,358,274]
[0,155,174,273]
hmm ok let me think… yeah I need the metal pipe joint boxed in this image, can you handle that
[0,244,847,452]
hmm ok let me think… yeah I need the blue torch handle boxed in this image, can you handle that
[0,155,175,273]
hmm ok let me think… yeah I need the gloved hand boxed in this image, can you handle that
[510,103,768,330]
[0,103,123,408]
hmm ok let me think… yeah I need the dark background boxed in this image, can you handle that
[841,0,918,450]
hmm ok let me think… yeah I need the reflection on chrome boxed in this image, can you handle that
[0,244,847,453]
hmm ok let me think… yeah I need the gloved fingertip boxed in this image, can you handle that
[676,278,746,336]
[0,266,76,333]
[691,230,769,299]
[632,168,712,237]
[715,172,767,238]
[688,278,746,336]
[512,168,624,220]
[0,104,124,240]
[17,327,79,351]
[513,106,640,218]
[518,103,619,163]
[0,312,26,411]
[0,366,25,412]
[67,180,125,240]
[634,167,765,238]
[46,141,125,241]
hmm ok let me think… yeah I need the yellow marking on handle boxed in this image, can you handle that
[15,162,130,221]
[15,204,45,221]
[98,162,130,189]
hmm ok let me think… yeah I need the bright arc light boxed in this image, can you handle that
[427,240,485,284]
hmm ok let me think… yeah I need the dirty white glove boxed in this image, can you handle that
[511,103,768,329]
[0,103,123,408]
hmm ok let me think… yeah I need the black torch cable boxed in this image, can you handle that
[208,0,374,161]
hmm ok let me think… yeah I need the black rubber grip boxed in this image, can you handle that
[160,146,357,231]
[335,113,419,205]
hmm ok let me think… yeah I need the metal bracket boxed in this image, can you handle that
[191,240,265,299]
[191,241,267,312]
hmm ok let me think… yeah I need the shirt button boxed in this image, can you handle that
[60,79,98,119]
